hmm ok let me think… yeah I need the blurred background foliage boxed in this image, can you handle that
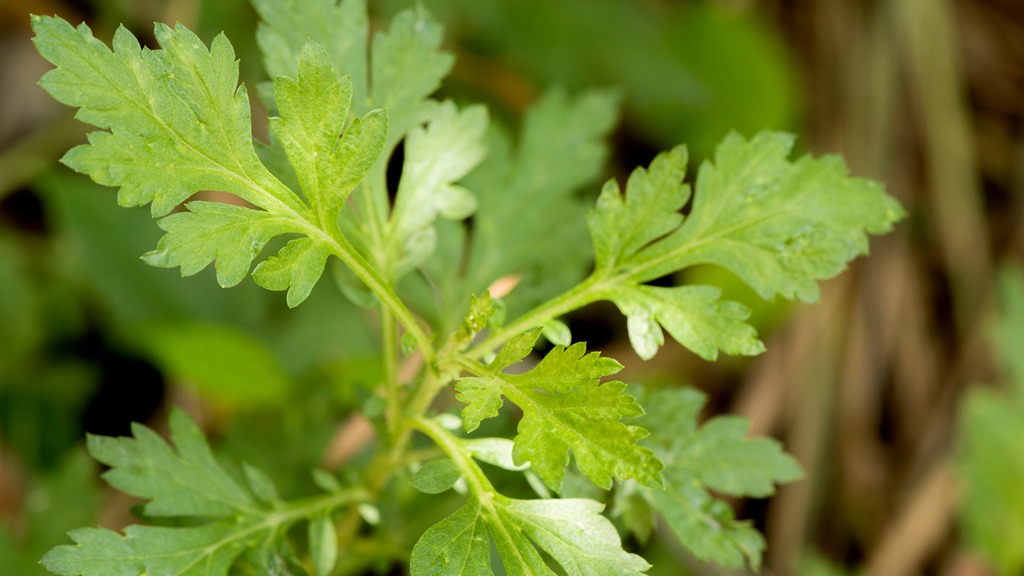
[1,0,1023,574]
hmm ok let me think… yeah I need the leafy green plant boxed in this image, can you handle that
[30,1,903,573]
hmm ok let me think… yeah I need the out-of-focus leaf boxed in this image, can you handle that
[140,323,290,407]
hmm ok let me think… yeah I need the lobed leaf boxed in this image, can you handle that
[42,409,362,576]
[270,41,387,227]
[254,0,369,108]
[252,237,332,307]
[412,496,649,576]
[141,201,295,288]
[387,101,488,277]
[88,408,256,518]
[608,284,764,361]
[632,132,905,301]
[587,146,689,272]
[410,500,494,576]
[463,90,619,313]
[455,332,663,491]
[31,16,303,217]
[628,387,802,570]
[586,131,903,359]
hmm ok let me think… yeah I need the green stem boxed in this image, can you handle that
[310,225,435,365]
[466,275,602,360]
[381,307,400,441]
[412,415,494,497]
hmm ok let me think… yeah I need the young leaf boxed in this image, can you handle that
[634,387,802,570]
[456,332,663,491]
[411,459,463,494]
[309,514,338,576]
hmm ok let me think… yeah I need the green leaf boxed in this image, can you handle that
[500,498,650,576]
[31,16,303,217]
[387,101,488,277]
[541,319,572,347]
[371,7,456,149]
[411,459,463,494]
[588,146,689,273]
[255,0,451,149]
[90,408,257,518]
[649,479,764,569]
[32,17,388,308]
[270,42,387,228]
[633,387,802,570]
[43,523,248,576]
[412,496,649,576]
[673,415,803,497]
[42,409,362,576]
[141,202,295,288]
[611,285,764,361]
[959,390,1024,573]
[252,237,332,307]
[443,292,496,356]
[308,514,338,576]
[632,132,904,300]
[254,0,369,108]
[411,500,494,576]
[586,131,903,359]
[958,267,1024,573]
[456,333,663,491]
[462,438,530,471]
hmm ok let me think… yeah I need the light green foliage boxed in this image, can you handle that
[41,409,362,576]
[634,388,803,570]
[387,101,488,277]
[586,132,903,359]
[411,490,649,576]
[269,42,387,228]
[959,268,1024,573]
[632,132,902,301]
[456,330,662,491]
[32,16,389,308]
[32,1,903,574]
[411,459,463,494]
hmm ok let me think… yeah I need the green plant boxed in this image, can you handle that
[30,1,903,573]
